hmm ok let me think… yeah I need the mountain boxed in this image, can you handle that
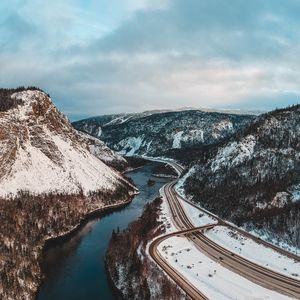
[179,104,300,248]
[73,110,255,158]
[0,88,135,300]
[0,88,129,197]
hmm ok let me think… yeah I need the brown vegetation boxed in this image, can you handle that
[0,186,132,300]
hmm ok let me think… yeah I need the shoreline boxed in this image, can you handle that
[35,193,136,299]
[123,165,144,174]
[35,158,159,300]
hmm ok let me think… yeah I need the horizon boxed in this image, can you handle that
[71,105,265,122]
[1,1,300,120]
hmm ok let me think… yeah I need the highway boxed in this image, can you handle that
[149,160,300,299]
[149,226,212,300]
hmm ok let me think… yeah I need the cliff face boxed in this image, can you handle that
[73,110,254,159]
[0,88,135,300]
[0,89,132,197]
[181,105,300,247]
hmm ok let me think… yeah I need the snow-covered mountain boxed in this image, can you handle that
[0,87,135,300]
[180,104,300,248]
[0,88,130,197]
[73,110,254,158]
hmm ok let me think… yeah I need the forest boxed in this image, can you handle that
[184,104,300,248]
[0,185,131,300]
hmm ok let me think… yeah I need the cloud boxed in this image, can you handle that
[0,0,299,120]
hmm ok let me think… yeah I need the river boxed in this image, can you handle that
[37,162,171,300]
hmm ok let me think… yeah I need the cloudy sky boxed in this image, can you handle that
[0,0,299,120]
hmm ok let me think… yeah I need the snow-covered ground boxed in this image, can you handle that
[172,131,184,149]
[210,134,256,172]
[245,226,300,257]
[157,191,178,234]
[78,131,127,165]
[205,226,300,279]
[158,236,295,300]
[179,197,217,227]
[118,136,143,156]
[0,133,120,197]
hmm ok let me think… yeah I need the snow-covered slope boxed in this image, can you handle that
[0,89,130,198]
[73,110,254,159]
[182,104,300,249]
[77,131,127,169]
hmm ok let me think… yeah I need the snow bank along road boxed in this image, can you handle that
[149,160,300,299]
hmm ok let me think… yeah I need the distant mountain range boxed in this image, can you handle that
[73,110,255,157]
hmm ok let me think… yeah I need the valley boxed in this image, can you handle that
[1,88,300,299]
[3,2,300,299]
[75,106,300,299]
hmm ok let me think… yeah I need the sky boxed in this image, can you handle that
[0,0,300,120]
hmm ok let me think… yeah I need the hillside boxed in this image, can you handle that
[179,105,300,248]
[73,110,254,159]
[0,88,135,300]
[0,89,130,197]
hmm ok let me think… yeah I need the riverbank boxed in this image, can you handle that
[42,195,136,250]
[123,156,150,174]
[36,191,137,299]
[105,197,185,300]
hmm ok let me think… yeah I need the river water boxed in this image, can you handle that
[37,162,170,300]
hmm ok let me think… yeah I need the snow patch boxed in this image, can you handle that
[206,226,300,279]
[179,199,217,227]
[271,192,289,208]
[0,134,120,197]
[172,131,184,149]
[288,184,300,202]
[175,167,196,198]
[118,137,143,156]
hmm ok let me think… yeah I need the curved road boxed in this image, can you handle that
[149,160,300,299]
[149,226,213,300]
